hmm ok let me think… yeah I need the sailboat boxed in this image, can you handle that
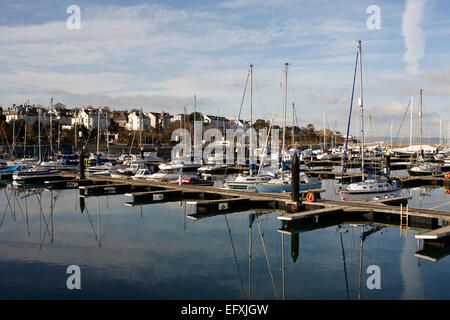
[338,41,401,201]
[407,89,442,176]
[254,63,320,193]
[224,64,274,190]
[14,105,61,182]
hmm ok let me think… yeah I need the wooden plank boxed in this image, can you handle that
[125,190,181,197]
[187,197,251,206]
[79,183,130,190]
[415,225,450,240]
[278,207,343,221]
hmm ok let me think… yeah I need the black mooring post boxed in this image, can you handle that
[80,147,85,180]
[291,152,300,204]
[140,146,144,159]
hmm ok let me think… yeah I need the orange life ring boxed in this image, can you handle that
[306,192,315,202]
[444,173,450,179]
[445,187,450,194]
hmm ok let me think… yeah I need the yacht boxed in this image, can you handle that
[407,162,442,176]
[223,174,272,191]
[254,172,321,193]
[131,168,154,180]
[110,163,143,179]
[13,167,61,182]
[338,175,401,201]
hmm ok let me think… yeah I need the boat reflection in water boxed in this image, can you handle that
[0,181,449,300]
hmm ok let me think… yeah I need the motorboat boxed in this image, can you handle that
[147,167,199,182]
[407,162,442,176]
[131,168,154,180]
[223,174,272,191]
[168,176,214,186]
[338,174,401,201]
[13,167,61,182]
[110,163,143,179]
[254,172,321,193]
[198,164,228,174]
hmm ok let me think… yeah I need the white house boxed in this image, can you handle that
[71,107,109,130]
[171,113,185,123]
[125,111,150,131]
[146,112,160,129]
[4,105,47,124]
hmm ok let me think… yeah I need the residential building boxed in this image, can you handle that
[71,107,109,130]
[125,110,150,131]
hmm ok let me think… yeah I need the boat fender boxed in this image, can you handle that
[306,192,315,203]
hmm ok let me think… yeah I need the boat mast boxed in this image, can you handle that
[38,108,41,163]
[24,114,27,158]
[250,64,253,128]
[106,110,110,156]
[139,108,143,151]
[323,110,326,151]
[292,102,295,148]
[249,64,253,175]
[50,97,53,157]
[419,89,423,158]
[410,96,413,148]
[282,63,288,159]
[97,107,101,155]
[357,40,364,181]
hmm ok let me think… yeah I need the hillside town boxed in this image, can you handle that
[0,102,346,150]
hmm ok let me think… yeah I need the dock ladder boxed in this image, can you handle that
[400,203,409,237]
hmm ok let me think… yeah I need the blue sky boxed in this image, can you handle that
[0,0,449,139]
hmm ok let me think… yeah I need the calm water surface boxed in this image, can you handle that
[0,178,449,300]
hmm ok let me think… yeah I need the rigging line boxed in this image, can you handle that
[224,214,246,299]
[0,190,13,230]
[36,193,51,249]
[1,125,13,158]
[84,202,100,245]
[237,68,250,123]
[255,215,279,300]
[392,98,412,147]
[256,79,283,178]
[341,50,359,182]
[13,191,26,221]
[4,188,14,219]
[339,229,350,300]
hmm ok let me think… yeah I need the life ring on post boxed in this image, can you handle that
[444,172,450,179]
[444,187,450,194]
[306,192,315,203]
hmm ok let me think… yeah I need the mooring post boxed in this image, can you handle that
[140,146,144,159]
[291,152,300,205]
[80,146,85,180]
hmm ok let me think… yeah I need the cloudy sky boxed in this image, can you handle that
[0,0,449,139]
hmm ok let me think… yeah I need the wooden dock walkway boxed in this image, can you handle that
[415,225,450,240]
[56,172,450,230]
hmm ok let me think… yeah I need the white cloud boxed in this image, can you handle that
[401,0,427,74]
